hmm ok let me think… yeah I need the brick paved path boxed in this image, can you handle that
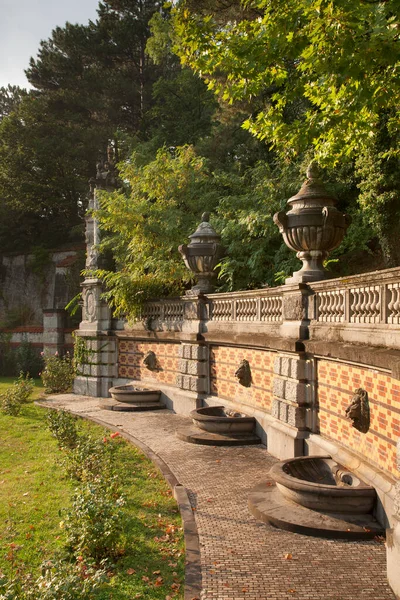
[41,396,395,600]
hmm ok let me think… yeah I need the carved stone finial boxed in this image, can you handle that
[273,163,351,284]
[306,161,320,181]
[235,359,252,388]
[178,213,223,295]
[345,388,370,433]
[143,350,157,371]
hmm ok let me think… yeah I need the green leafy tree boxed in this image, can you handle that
[173,0,400,164]
[172,0,400,265]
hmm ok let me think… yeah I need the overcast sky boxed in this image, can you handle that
[1,0,100,89]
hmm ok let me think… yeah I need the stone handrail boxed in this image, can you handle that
[137,267,400,349]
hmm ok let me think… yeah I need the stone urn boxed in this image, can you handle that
[273,163,351,283]
[178,213,223,294]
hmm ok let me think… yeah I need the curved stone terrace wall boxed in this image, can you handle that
[75,266,400,539]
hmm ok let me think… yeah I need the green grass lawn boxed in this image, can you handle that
[0,392,184,599]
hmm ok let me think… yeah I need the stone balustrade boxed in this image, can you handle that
[311,267,400,326]
[207,289,283,323]
[135,266,400,351]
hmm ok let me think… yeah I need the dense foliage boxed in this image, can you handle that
[1,0,400,318]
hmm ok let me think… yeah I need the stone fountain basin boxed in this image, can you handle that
[109,384,161,404]
[190,406,256,434]
[269,456,376,514]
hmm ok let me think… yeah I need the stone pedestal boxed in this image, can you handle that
[73,336,117,398]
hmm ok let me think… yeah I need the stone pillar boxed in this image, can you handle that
[270,352,315,458]
[280,283,311,340]
[387,438,400,599]
[176,343,209,396]
[43,309,66,355]
[74,151,118,398]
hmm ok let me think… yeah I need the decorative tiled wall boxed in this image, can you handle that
[318,359,400,478]
[118,340,180,386]
[210,345,274,411]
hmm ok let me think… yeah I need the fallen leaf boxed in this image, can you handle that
[126,568,136,575]
[171,583,180,590]
[153,570,161,575]
[142,576,150,582]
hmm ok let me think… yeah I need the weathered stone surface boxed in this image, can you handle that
[273,377,285,399]
[272,399,280,419]
[191,345,208,361]
[282,293,307,321]
[273,377,311,405]
[179,359,189,374]
[287,405,307,429]
[183,345,192,359]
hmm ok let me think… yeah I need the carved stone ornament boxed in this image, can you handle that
[273,162,351,284]
[178,213,223,295]
[235,359,252,388]
[345,388,370,433]
[143,350,158,371]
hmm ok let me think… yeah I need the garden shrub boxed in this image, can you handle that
[0,558,108,599]
[45,413,126,563]
[41,353,75,393]
[62,435,117,483]
[0,372,34,416]
[46,410,79,450]
[64,478,125,561]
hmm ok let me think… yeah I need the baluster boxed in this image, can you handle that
[393,286,400,322]
[325,293,332,321]
[359,288,367,322]
[354,289,362,321]
[331,291,339,322]
[372,288,380,322]
[340,291,345,321]
[364,288,372,323]
[318,293,326,321]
